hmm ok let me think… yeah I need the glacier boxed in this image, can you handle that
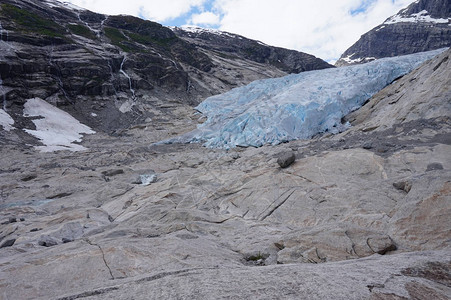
[167,49,446,149]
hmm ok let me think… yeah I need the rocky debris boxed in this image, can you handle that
[61,237,73,243]
[243,252,270,266]
[426,162,444,171]
[276,151,296,168]
[367,236,397,254]
[336,0,450,66]
[38,236,59,247]
[393,181,412,193]
[362,141,373,149]
[101,169,124,177]
[4,217,16,224]
[277,227,398,264]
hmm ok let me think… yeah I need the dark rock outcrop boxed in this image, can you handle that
[335,0,450,66]
[0,238,15,248]
[277,151,296,168]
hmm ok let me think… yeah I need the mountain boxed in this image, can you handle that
[335,0,450,66]
[0,0,333,136]
[171,26,332,75]
[0,48,449,299]
[0,1,450,299]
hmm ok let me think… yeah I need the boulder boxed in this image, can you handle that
[277,152,296,168]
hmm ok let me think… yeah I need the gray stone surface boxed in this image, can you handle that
[0,14,450,300]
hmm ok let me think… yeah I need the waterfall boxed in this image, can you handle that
[76,12,98,36]
[120,55,135,99]
[0,20,6,42]
[99,15,108,38]
[153,50,178,69]
[0,74,6,111]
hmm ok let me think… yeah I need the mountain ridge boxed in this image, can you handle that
[335,0,450,66]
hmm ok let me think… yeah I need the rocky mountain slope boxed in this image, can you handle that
[335,0,450,66]
[171,26,331,75]
[0,0,332,137]
[0,38,449,299]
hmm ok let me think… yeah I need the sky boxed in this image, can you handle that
[63,0,415,63]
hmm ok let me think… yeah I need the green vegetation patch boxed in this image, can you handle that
[128,31,177,48]
[104,26,133,52]
[0,4,66,38]
[104,26,177,52]
[68,24,96,40]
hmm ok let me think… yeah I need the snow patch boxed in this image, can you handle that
[384,10,449,25]
[44,0,86,11]
[0,109,14,131]
[23,98,95,152]
[166,49,445,149]
[341,53,376,65]
[171,25,244,40]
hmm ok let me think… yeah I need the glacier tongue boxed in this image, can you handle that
[170,49,446,149]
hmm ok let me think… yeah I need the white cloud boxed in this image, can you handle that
[63,0,416,62]
[213,0,415,62]
[64,0,206,22]
[189,11,221,26]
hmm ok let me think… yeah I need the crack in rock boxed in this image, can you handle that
[259,189,296,221]
[85,239,115,280]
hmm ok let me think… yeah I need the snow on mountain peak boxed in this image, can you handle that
[43,0,86,11]
[384,9,449,25]
[170,25,244,40]
[165,49,446,149]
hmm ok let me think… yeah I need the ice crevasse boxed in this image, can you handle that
[168,49,446,148]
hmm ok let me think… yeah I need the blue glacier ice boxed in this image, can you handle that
[168,49,446,148]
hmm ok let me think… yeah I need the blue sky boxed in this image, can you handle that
[64,0,415,63]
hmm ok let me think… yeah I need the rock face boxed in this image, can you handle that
[0,0,332,136]
[335,0,450,66]
[0,48,449,299]
[172,26,332,74]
